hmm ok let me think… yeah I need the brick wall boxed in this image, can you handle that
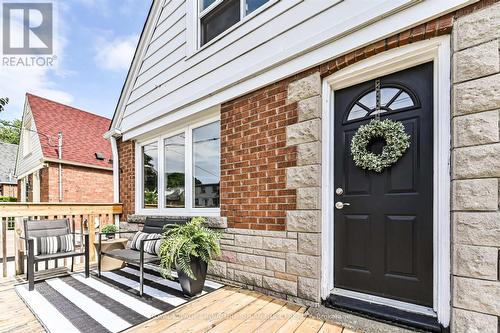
[0,184,17,198]
[39,166,49,202]
[450,3,500,332]
[220,80,299,231]
[41,163,113,202]
[117,138,135,219]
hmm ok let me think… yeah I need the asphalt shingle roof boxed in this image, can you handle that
[27,94,112,169]
[0,142,18,184]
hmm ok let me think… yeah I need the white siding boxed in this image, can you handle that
[118,0,476,138]
[15,103,44,178]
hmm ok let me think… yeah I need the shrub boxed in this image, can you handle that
[0,196,16,202]
[101,224,118,234]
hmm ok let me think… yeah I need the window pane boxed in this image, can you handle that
[246,0,269,14]
[193,121,220,208]
[201,0,216,11]
[201,0,240,46]
[142,143,158,209]
[164,133,185,208]
[389,91,414,110]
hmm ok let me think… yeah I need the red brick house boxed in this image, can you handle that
[15,94,113,203]
[106,1,500,332]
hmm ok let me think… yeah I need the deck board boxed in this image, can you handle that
[0,272,354,333]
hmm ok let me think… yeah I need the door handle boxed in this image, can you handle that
[335,201,351,210]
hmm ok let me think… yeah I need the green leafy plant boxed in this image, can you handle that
[101,224,118,234]
[0,196,16,202]
[159,217,221,280]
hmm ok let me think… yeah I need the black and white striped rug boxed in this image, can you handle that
[15,266,223,333]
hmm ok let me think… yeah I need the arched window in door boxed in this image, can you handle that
[346,85,418,121]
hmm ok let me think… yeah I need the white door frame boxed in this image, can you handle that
[321,36,451,326]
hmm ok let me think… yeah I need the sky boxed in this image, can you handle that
[0,0,151,121]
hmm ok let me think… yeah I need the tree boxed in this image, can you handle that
[0,98,21,144]
[0,119,21,144]
[0,98,8,113]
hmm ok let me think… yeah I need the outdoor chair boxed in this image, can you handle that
[22,218,90,291]
[97,216,188,296]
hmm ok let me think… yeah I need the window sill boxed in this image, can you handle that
[135,208,221,217]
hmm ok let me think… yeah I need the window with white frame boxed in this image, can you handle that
[137,119,220,214]
[199,0,270,46]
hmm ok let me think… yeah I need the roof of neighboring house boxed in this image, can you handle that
[27,93,112,169]
[0,142,18,184]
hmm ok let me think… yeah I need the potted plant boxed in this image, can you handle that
[101,224,118,240]
[159,217,221,297]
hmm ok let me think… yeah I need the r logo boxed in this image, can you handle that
[2,2,53,55]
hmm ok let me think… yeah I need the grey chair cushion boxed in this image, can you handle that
[103,248,159,264]
[25,219,71,238]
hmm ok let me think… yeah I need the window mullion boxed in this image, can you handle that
[199,0,224,19]
[185,127,193,210]
[240,0,246,18]
[158,137,165,211]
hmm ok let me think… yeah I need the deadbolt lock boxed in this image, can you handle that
[335,188,344,195]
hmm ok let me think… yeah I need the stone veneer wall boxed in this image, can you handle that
[450,3,500,332]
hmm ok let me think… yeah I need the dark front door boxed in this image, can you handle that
[333,62,434,307]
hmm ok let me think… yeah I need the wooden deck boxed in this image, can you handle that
[127,286,352,333]
[0,272,354,333]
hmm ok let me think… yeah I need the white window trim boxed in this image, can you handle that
[321,36,451,326]
[135,115,221,217]
[186,0,279,56]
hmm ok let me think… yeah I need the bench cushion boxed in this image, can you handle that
[130,231,162,255]
[103,248,159,264]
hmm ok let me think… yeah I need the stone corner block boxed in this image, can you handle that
[453,143,500,179]
[453,40,500,83]
[286,210,321,232]
[298,232,321,255]
[454,3,500,50]
[453,110,499,148]
[286,165,321,189]
[452,308,498,333]
[453,212,500,247]
[286,118,321,146]
[296,187,321,210]
[453,277,500,315]
[286,253,320,278]
[453,244,498,280]
[297,277,320,302]
[297,96,322,122]
[297,141,321,166]
[287,72,321,104]
[454,74,500,115]
[452,178,498,211]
